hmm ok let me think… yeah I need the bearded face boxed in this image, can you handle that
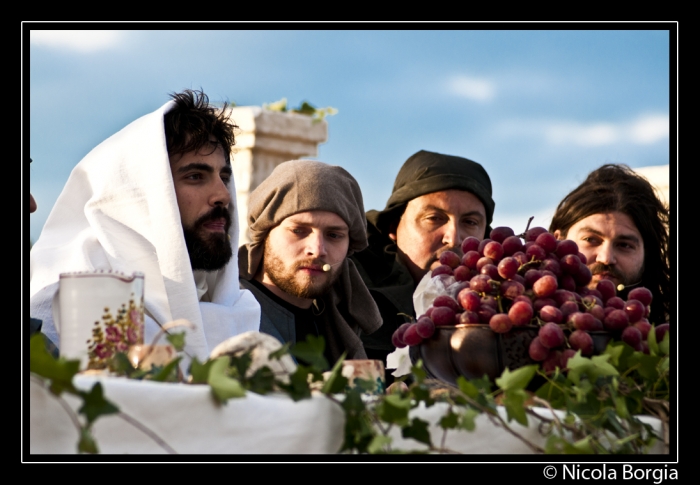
[183,205,233,271]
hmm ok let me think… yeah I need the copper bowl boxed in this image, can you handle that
[410,324,613,387]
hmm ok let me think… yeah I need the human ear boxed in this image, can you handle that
[553,229,562,240]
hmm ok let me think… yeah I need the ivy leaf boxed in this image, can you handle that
[439,410,459,430]
[566,353,618,385]
[456,376,479,399]
[207,357,246,403]
[29,334,79,395]
[108,352,137,377]
[277,365,312,401]
[647,324,659,355]
[290,335,328,371]
[78,427,99,454]
[263,98,288,112]
[77,382,119,425]
[496,365,537,391]
[321,353,349,395]
[367,435,392,454]
[502,389,529,426]
[292,101,317,116]
[246,366,277,395]
[410,360,426,383]
[269,342,292,361]
[401,417,432,446]
[149,357,182,382]
[189,357,215,384]
[459,407,479,431]
[376,394,411,426]
[165,332,186,352]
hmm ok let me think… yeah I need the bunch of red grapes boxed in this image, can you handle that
[391,225,669,372]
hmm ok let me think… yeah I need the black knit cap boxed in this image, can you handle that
[376,150,495,234]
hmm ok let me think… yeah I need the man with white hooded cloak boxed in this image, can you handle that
[29,90,261,365]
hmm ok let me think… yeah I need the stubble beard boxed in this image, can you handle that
[263,240,339,300]
[587,262,645,289]
[184,205,233,271]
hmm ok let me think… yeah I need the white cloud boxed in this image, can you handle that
[448,75,496,102]
[30,30,124,53]
[496,114,669,148]
[545,122,619,147]
[627,114,669,144]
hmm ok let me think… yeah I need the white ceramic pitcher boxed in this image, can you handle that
[53,271,145,369]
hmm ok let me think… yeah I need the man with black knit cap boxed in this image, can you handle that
[351,150,495,370]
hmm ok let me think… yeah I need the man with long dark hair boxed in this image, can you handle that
[549,164,670,325]
[30,90,260,363]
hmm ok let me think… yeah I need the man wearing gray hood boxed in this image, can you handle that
[239,160,382,367]
[351,150,495,371]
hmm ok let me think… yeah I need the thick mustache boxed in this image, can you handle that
[589,262,624,280]
[194,205,232,229]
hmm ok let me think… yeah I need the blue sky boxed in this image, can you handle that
[25,26,674,244]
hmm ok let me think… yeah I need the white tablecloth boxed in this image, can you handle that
[28,374,667,455]
[29,374,345,454]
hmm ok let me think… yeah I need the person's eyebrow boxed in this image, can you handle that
[287,220,348,231]
[575,226,641,245]
[176,162,214,174]
[420,205,484,220]
[221,165,233,175]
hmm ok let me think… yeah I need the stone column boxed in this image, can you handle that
[226,106,328,244]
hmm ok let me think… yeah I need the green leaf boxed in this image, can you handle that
[376,394,411,425]
[277,365,313,402]
[614,395,630,419]
[107,352,136,377]
[246,366,277,395]
[269,342,292,361]
[77,383,120,425]
[321,353,348,395]
[367,434,393,454]
[149,357,182,382]
[401,417,432,446]
[496,365,537,391]
[292,101,317,115]
[207,357,246,403]
[290,335,328,371]
[410,360,426,383]
[459,407,479,431]
[165,332,186,352]
[502,389,529,426]
[29,334,80,395]
[189,357,215,384]
[263,98,287,112]
[439,410,459,430]
[456,376,480,399]
[647,323,659,355]
[659,330,670,356]
[78,427,99,454]
[566,353,618,385]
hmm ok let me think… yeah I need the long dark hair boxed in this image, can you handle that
[164,89,237,162]
[549,164,670,324]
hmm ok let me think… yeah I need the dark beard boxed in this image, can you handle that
[183,206,233,271]
[263,239,339,300]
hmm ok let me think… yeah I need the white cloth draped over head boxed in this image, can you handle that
[29,100,261,364]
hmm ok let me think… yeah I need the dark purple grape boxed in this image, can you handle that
[457,288,481,311]
[525,226,548,242]
[555,239,579,258]
[476,256,495,272]
[596,279,617,302]
[502,236,524,256]
[483,241,504,262]
[569,330,594,356]
[508,300,533,326]
[621,326,643,351]
[477,306,497,324]
[497,257,519,280]
[633,319,652,340]
[624,299,645,324]
[535,232,558,253]
[525,244,547,262]
[403,324,423,346]
[433,295,461,313]
[533,274,558,298]
[459,310,480,324]
[432,264,454,277]
[568,312,604,331]
[539,322,565,349]
[439,250,462,269]
[490,226,515,243]
[461,236,481,254]
[480,263,500,281]
[470,274,493,293]
[453,265,472,282]
[529,337,550,361]
[539,305,563,324]
[501,280,525,300]
[655,323,669,342]
[628,287,653,307]
[489,313,513,333]
[604,309,629,332]
[606,296,626,310]
[431,306,456,326]
[477,238,493,255]
[415,316,436,338]
[462,250,481,269]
